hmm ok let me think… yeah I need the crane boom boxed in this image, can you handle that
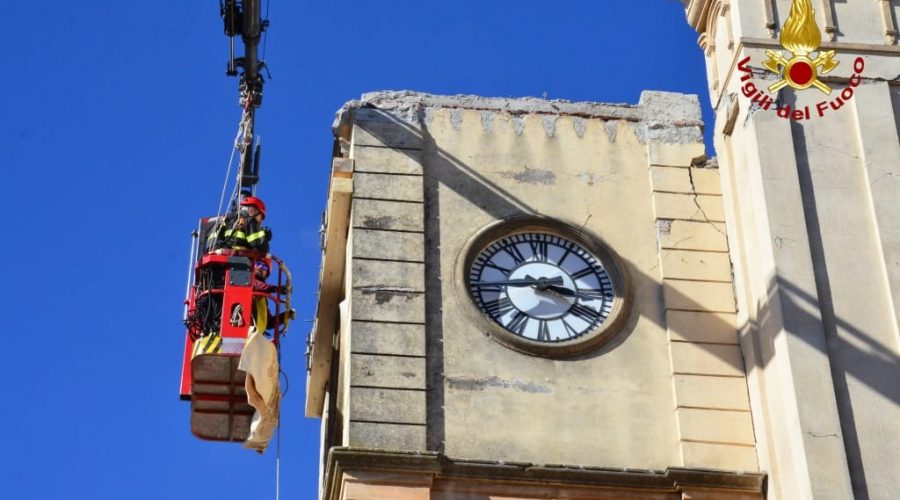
[220,0,267,187]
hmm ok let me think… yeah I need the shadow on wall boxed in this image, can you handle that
[343,103,543,453]
[346,106,900,480]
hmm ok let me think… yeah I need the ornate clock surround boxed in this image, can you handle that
[455,216,631,358]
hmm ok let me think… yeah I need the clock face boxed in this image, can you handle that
[468,232,616,343]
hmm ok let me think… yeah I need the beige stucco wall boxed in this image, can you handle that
[427,106,679,469]
[684,1,900,499]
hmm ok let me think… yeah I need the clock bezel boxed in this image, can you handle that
[456,216,631,358]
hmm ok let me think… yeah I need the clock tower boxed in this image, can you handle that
[307,91,767,499]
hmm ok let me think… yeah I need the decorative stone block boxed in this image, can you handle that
[673,375,751,411]
[351,321,426,357]
[660,250,732,282]
[663,280,736,313]
[653,193,726,222]
[670,342,745,377]
[355,173,424,203]
[353,199,425,232]
[353,145,424,175]
[667,311,739,344]
[351,354,426,390]
[353,229,425,262]
[349,387,426,424]
[657,220,729,252]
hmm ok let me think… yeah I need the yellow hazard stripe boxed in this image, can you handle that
[208,335,221,353]
[246,230,266,243]
[192,333,223,358]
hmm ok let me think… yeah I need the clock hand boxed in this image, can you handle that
[472,276,564,288]
[545,285,609,301]
[472,278,546,287]
[545,284,576,297]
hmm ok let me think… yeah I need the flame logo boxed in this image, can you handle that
[780,0,821,54]
[762,0,838,94]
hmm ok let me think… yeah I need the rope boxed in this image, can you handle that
[275,421,281,500]
[209,107,256,250]
[275,287,283,500]
[215,115,246,219]
[230,303,244,327]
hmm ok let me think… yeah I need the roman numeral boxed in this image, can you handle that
[577,288,606,300]
[485,261,511,274]
[484,297,514,317]
[537,320,551,341]
[528,238,549,262]
[558,244,573,266]
[505,311,529,335]
[562,319,580,338]
[570,303,600,324]
[571,266,597,280]
[503,243,526,265]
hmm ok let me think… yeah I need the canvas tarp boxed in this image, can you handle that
[239,327,280,452]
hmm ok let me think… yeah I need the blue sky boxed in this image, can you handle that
[2,2,711,498]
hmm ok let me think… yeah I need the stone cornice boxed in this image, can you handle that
[323,447,767,499]
[711,37,900,112]
[741,37,900,55]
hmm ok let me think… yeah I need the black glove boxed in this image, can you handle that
[264,227,273,241]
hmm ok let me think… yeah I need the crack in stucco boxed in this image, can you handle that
[871,171,897,186]
[814,141,859,160]
[808,431,841,438]
[774,236,797,249]
[687,167,727,237]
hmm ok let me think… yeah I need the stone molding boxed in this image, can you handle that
[323,448,767,500]
[648,152,759,472]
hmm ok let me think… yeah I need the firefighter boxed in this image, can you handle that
[204,190,253,253]
[251,260,295,336]
[223,195,272,254]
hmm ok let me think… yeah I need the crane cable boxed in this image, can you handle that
[208,105,256,251]
[272,255,291,500]
[275,421,281,500]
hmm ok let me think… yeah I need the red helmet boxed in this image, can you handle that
[240,196,266,217]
